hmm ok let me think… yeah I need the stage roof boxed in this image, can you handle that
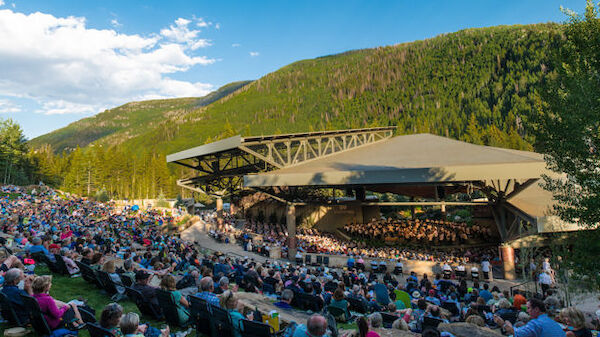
[244,133,549,187]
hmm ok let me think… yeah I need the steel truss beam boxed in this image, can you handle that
[171,127,395,196]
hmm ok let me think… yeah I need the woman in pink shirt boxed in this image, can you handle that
[32,275,85,330]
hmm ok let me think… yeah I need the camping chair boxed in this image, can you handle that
[189,295,211,336]
[347,297,368,314]
[124,287,162,320]
[499,310,519,324]
[241,319,276,337]
[380,312,398,328]
[97,271,121,297]
[210,305,235,337]
[87,323,116,337]
[422,316,444,330]
[327,305,348,322]
[119,274,134,287]
[156,289,191,329]
[20,294,82,336]
[53,254,72,276]
[0,292,27,327]
[76,261,103,289]
[441,302,460,318]
[393,265,403,275]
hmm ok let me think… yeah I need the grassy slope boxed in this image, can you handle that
[29,81,251,153]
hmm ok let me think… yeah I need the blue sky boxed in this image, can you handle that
[0,0,586,139]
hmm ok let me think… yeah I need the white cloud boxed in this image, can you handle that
[160,17,212,50]
[215,23,220,30]
[249,51,259,57]
[0,1,5,7]
[231,43,241,47]
[0,99,21,113]
[110,18,122,28]
[0,10,216,115]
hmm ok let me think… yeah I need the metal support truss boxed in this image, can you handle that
[169,127,396,196]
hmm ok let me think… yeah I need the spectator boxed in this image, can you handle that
[561,307,592,337]
[220,290,253,337]
[160,275,190,326]
[99,303,124,336]
[274,289,294,310]
[0,268,33,324]
[293,314,329,337]
[494,298,565,336]
[357,315,380,337]
[195,276,220,307]
[32,275,85,329]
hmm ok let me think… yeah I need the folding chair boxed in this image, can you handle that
[210,305,235,337]
[380,312,398,328]
[241,319,276,337]
[156,289,191,328]
[124,287,162,320]
[0,292,27,327]
[189,295,212,337]
[20,294,82,336]
[87,323,116,337]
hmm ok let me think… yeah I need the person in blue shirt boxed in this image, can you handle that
[347,256,355,269]
[274,289,294,310]
[0,268,33,324]
[194,276,220,307]
[479,283,493,303]
[27,237,55,262]
[494,298,565,337]
[292,314,329,337]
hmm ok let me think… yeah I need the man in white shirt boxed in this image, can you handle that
[481,259,491,281]
[538,270,553,296]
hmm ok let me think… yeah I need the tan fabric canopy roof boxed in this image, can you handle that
[244,133,549,187]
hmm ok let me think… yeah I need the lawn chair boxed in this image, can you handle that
[422,316,444,330]
[210,305,234,337]
[87,323,116,337]
[347,297,368,314]
[0,292,27,327]
[441,301,460,318]
[53,254,72,276]
[189,295,211,337]
[76,261,103,289]
[327,305,348,322]
[97,271,121,297]
[124,287,162,320]
[380,312,398,328]
[156,289,191,329]
[241,319,276,337]
[20,294,82,336]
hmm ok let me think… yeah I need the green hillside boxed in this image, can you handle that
[31,23,565,200]
[29,81,251,152]
[122,23,562,154]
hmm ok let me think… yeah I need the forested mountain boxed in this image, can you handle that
[30,23,564,200]
[29,81,251,152]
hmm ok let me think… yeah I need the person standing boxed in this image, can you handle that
[481,258,491,281]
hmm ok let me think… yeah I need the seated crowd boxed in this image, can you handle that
[1,185,598,337]
[232,219,497,264]
[343,218,493,245]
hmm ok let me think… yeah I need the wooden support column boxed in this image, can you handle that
[286,204,297,260]
[216,197,224,225]
[500,245,516,280]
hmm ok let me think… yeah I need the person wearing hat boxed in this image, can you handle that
[132,270,160,312]
[425,289,440,306]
